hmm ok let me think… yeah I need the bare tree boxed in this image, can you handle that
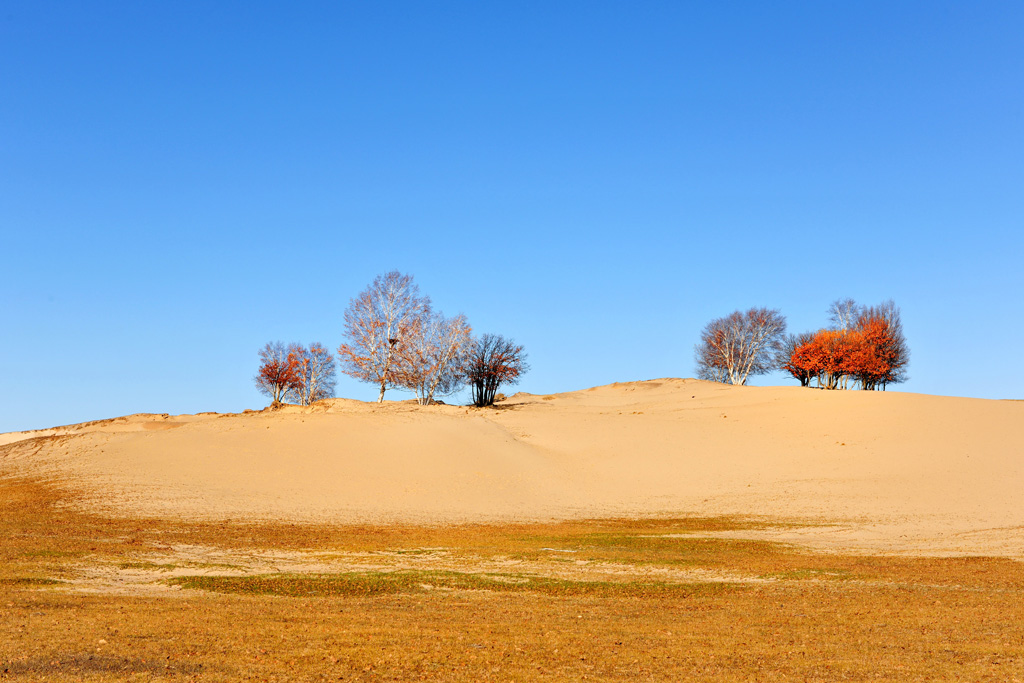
[289,343,337,406]
[466,334,529,407]
[695,334,729,383]
[694,308,787,385]
[396,312,472,405]
[337,271,431,402]
[828,298,861,331]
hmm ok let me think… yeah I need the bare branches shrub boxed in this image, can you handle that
[466,334,528,407]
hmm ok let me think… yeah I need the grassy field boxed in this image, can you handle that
[2,476,1022,681]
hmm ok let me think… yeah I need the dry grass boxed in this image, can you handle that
[2,476,1023,681]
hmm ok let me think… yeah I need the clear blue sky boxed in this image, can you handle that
[2,2,1022,432]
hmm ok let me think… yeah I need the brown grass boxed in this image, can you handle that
[2,476,1023,681]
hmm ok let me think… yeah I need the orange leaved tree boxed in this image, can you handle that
[777,332,816,387]
[788,299,908,390]
[849,303,909,390]
[791,329,860,390]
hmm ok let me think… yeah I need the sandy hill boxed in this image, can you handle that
[2,378,1022,557]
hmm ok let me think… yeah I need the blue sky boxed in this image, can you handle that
[2,2,1022,432]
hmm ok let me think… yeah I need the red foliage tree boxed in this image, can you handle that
[788,300,909,391]
[791,333,826,388]
[777,332,816,387]
[254,342,302,405]
[820,329,861,389]
[849,308,908,390]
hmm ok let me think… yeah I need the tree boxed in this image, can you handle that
[337,271,431,403]
[465,334,529,407]
[777,332,816,387]
[828,298,861,331]
[254,342,302,405]
[851,301,909,390]
[694,308,787,385]
[695,323,730,383]
[290,343,337,406]
[792,329,861,390]
[790,333,825,388]
[395,312,472,405]
[786,299,909,391]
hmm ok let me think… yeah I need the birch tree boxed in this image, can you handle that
[694,308,787,385]
[337,271,431,402]
[828,298,861,331]
[289,343,337,405]
[396,312,472,405]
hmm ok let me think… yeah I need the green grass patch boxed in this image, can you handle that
[0,577,62,586]
[24,549,80,558]
[764,568,855,581]
[385,548,447,555]
[118,561,178,571]
[169,570,745,598]
[502,533,795,568]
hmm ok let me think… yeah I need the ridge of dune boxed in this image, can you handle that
[0,412,219,447]
[2,378,1022,557]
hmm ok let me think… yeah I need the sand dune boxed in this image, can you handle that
[2,379,1022,557]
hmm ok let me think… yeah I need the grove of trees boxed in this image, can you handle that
[255,271,528,407]
[254,342,337,406]
[257,283,907,408]
[782,300,908,390]
[696,299,908,391]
